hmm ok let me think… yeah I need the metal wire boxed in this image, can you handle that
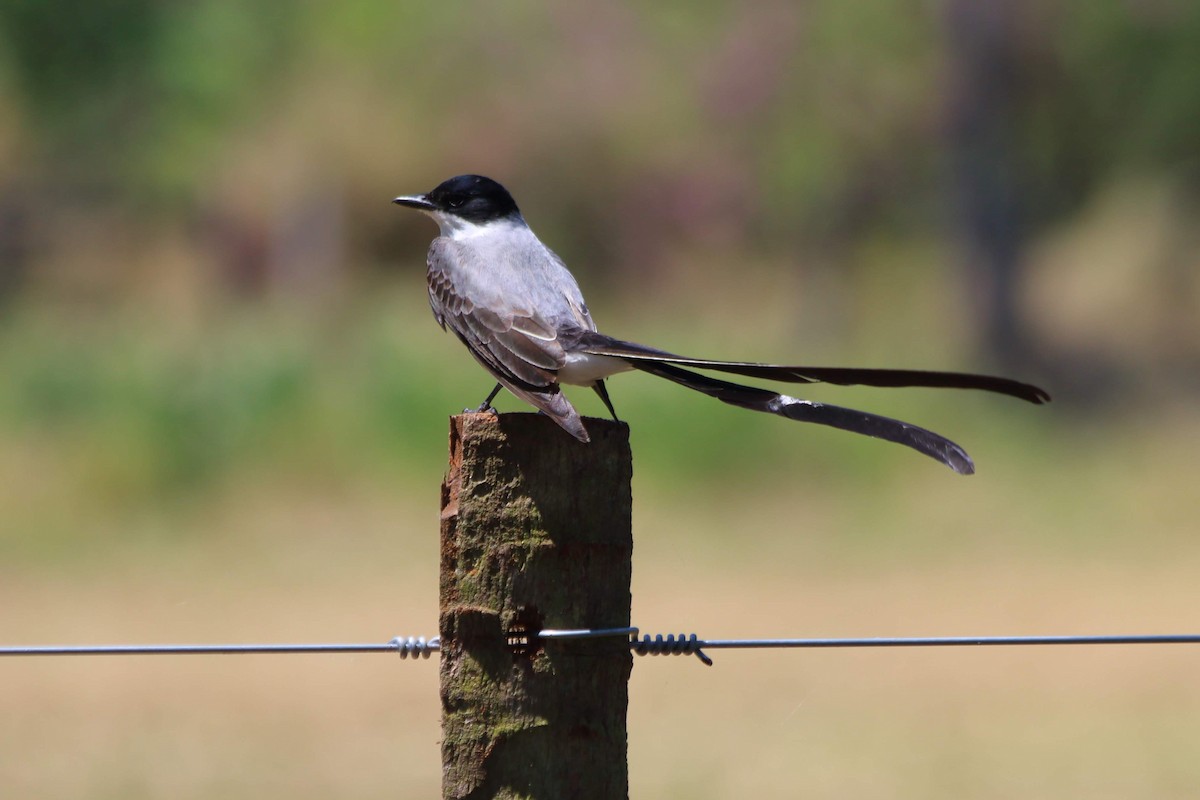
[0,638,439,659]
[4,631,1199,664]
[695,634,1200,649]
[539,627,639,640]
[631,632,1200,666]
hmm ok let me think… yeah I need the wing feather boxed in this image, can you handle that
[427,238,568,391]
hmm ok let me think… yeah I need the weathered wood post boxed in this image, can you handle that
[439,412,633,800]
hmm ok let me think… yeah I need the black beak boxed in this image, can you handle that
[392,194,437,211]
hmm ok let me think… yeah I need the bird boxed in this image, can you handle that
[393,174,1049,475]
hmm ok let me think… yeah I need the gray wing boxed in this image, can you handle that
[427,238,591,441]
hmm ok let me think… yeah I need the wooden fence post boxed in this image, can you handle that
[439,412,633,800]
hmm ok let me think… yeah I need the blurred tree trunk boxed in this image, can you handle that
[0,188,31,305]
[942,0,1036,370]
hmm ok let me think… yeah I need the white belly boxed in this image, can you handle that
[557,352,633,386]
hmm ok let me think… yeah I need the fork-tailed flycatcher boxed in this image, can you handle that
[393,174,1049,474]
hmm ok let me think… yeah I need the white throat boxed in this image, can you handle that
[427,211,528,241]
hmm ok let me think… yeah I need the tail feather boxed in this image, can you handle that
[629,360,976,474]
[576,333,1050,405]
[504,381,590,443]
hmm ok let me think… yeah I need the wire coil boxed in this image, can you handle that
[390,635,440,660]
[632,633,712,666]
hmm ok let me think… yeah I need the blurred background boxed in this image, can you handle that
[1,1,1198,797]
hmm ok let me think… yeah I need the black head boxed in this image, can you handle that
[393,174,521,223]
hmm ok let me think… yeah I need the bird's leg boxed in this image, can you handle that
[592,380,619,421]
[471,383,503,414]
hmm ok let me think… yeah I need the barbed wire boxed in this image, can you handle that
[5,629,1200,666]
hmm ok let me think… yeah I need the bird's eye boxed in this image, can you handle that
[447,197,465,208]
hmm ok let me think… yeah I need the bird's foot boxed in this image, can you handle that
[467,383,503,415]
[467,402,498,415]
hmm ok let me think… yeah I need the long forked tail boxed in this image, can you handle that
[577,334,1051,405]
[629,359,977,474]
